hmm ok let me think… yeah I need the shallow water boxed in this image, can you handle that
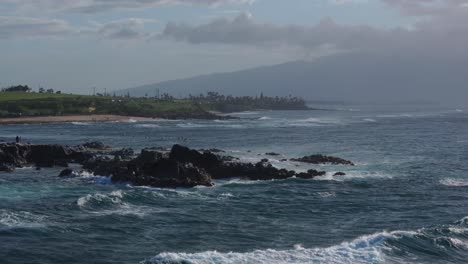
[1,103,467,264]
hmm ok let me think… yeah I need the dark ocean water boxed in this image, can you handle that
[1,104,467,264]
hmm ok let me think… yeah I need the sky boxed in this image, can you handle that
[0,0,467,96]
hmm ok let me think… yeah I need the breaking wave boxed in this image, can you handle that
[143,216,468,264]
[440,178,468,187]
[0,209,47,229]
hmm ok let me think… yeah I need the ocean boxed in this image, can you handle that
[1,103,467,264]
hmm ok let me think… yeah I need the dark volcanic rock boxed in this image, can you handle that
[208,161,296,181]
[2,142,347,188]
[169,145,221,170]
[127,159,213,188]
[58,168,74,177]
[82,141,111,150]
[0,143,93,171]
[0,163,14,172]
[291,155,354,166]
[333,172,346,176]
[265,152,281,156]
[137,148,164,163]
[110,148,135,159]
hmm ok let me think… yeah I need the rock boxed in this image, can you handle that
[208,161,295,181]
[137,148,164,163]
[169,145,221,170]
[110,148,135,159]
[0,143,93,171]
[265,152,281,156]
[291,155,354,166]
[82,141,111,150]
[280,159,288,162]
[58,168,74,177]
[0,163,14,172]
[111,159,214,188]
[260,159,269,163]
[200,148,225,153]
[333,172,346,176]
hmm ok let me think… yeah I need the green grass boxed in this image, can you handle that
[0,92,211,118]
[0,92,82,102]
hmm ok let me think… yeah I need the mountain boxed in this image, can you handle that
[120,52,468,104]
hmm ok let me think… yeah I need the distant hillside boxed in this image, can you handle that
[120,52,468,104]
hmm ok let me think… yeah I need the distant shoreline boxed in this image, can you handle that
[0,115,158,125]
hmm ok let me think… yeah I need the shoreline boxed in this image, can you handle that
[0,115,159,125]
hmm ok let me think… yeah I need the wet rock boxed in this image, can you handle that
[58,168,74,177]
[169,144,221,170]
[0,163,14,172]
[265,152,281,156]
[137,148,164,163]
[291,155,354,166]
[110,148,135,159]
[82,141,111,150]
[333,172,346,176]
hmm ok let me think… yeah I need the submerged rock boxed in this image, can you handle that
[333,172,346,176]
[291,154,354,166]
[58,168,74,177]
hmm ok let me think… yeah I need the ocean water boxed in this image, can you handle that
[1,103,467,264]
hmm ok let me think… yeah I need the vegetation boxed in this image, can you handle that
[0,87,310,119]
[189,91,309,112]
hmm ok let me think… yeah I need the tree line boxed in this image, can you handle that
[1,85,61,94]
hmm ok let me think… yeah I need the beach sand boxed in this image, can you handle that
[0,115,157,125]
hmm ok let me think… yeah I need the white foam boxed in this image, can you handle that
[363,118,377,123]
[177,123,206,128]
[135,124,161,128]
[71,122,91,126]
[77,171,113,184]
[0,209,46,229]
[145,230,416,264]
[259,116,272,120]
[317,192,336,198]
[77,190,124,208]
[314,171,393,182]
[296,117,343,125]
[230,111,259,115]
[439,178,468,187]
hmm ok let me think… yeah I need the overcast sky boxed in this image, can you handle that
[1,0,467,95]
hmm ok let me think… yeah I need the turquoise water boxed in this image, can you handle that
[1,104,467,263]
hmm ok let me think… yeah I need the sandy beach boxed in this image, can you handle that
[0,115,157,125]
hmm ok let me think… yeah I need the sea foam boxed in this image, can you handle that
[143,231,417,264]
[439,178,468,187]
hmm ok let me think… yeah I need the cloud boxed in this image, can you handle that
[0,16,75,39]
[382,0,468,16]
[0,16,154,40]
[160,7,468,59]
[161,13,387,50]
[95,18,156,39]
[3,0,253,13]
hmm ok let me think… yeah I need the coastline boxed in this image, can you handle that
[0,115,158,125]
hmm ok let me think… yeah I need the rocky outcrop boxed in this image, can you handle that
[291,154,355,166]
[82,141,111,150]
[0,143,93,169]
[1,142,354,188]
